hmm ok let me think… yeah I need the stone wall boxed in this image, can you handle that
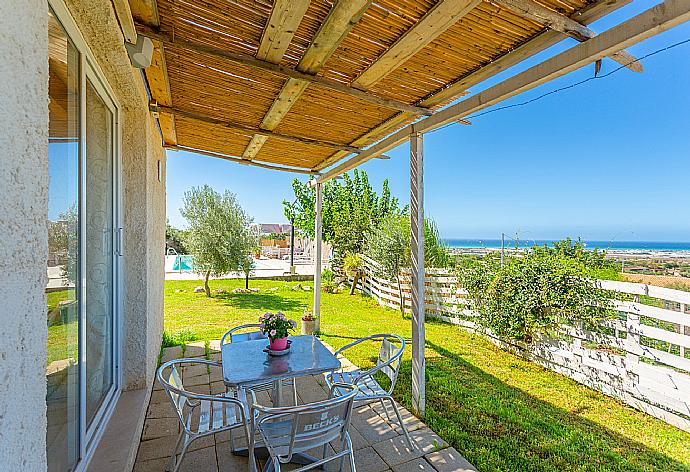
[0,1,49,470]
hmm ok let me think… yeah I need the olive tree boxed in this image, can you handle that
[181,185,254,296]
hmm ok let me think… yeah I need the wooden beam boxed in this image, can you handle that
[410,130,426,418]
[167,145,319,175]
[257,0,310,63]
[151,104,362,153]
[353,0,482,89]
[128,0,160,27]
[135,24,431,117]
[419,0,634,109]
[316,0,690,183]
[112,0,137,43]
[242,0,373,160]
[494,0,642,72]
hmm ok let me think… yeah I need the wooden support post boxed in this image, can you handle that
[313,182,323,332]
[410,130,426,416]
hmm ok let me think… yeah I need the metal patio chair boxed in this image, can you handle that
[325,333,414,449]
[221,323,298,406]
[157,358,253,472]
[248,383,359,472]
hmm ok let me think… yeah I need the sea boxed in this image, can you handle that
[442,239,690,252]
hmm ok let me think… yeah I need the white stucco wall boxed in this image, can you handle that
[0,1,49,470]
[64,0,167,391]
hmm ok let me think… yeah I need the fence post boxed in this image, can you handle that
[680,303,686,359]
[625,294,642,393]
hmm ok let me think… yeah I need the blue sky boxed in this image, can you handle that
[166,2,690,242]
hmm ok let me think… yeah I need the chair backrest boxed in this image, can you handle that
[220,323,267,345]
[376,334,404,387]
[256,384,358,461]
[157,359,192,425]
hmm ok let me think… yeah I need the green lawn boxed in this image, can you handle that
[165,278,690,471]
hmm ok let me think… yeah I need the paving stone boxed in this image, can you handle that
[149,388,169,405]
[210,368,225,383]
[216,443,255,472]
[142,417,179,440]
[186,384,211,395]
[162,346,183,363]
[370,401,424,432]
[184,345,208,358]
[177,445,219,472]
[137,435,179,461]
[182,363,211,378]
[353,410,400,444]
[133,457,168,472]
[409,428,448,454]
[425,448,477,472]
[185,374,211,388]
[393,458,436,472]
[146,400,177,419]
[351,446,389,472]
[372,434,424,468]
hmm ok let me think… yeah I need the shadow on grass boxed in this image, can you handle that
[213,292,305,313]
[391,339,688,472]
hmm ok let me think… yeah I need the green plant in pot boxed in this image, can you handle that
[301,309,317,335]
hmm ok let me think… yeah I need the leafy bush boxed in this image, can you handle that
[321,268,335,283]
[460,248,615,343]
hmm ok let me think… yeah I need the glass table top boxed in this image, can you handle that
[221,335,341,387]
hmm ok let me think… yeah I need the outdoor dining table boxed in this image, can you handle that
[221,334,342,467]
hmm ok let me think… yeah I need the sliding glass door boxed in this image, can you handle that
[48,5,121,471]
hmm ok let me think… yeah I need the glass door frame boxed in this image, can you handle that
[48,0,123,469]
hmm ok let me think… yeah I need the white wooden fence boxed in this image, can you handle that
[358,260,690,432]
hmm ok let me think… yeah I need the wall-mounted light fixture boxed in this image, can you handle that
[126,36,154,69]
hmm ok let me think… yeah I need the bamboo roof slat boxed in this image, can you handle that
[140,0,636,173]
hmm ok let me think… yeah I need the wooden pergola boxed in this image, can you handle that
[118,0,690,415]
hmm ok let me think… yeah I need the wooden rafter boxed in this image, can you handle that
[135,24,430,117]
[241,0,373,160]
[151,104,362,153]
[257,0,310,63]
[313,0,632,172]
[316,0,690,183]
[147,41,177,145]
[128,0,160,27]
[493,0,642,72]
[353,0,482,90]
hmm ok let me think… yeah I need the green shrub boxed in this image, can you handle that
[162,328,199,348]
[459,247,616,343]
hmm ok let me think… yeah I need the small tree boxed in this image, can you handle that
[366,215,410,316]
[342,252,364,295]
[366,215,451,315]
[181,185,254,296]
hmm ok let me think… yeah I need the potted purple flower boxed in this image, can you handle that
[259,311,297,351]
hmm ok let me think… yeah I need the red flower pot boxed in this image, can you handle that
[269,336,288,351]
